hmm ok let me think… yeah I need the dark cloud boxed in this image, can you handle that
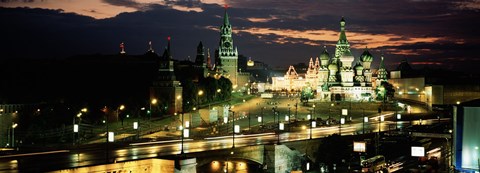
[0,0,479,74]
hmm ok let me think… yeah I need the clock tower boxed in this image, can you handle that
[215,6,239,85]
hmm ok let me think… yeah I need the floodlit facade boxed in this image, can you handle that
[453,99,480,172]
[271,18,387,101]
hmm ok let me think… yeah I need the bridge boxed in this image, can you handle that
[51,139,323,173]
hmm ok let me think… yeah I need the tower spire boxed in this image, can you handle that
[223,4,230,26]
[162,36,172,60]
[338,17,348,44]
[207,48,211,69]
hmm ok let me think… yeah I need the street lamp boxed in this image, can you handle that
[11,123,18,148]
[340,109,347,135]
[230,110,236,149]
[276,110,281,144]
[363,116,369,134]
[309,112,313,140]
[396,113,401,130]
[149,99,157,118]
[261,106,265,126]
[180,112,185,155]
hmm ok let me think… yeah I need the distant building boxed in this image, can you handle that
[389,59,480,107]
[453,99,480,172]
[150,37,183,114]
[271,18,383,101]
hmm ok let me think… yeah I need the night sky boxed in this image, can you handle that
[1,0,479,73]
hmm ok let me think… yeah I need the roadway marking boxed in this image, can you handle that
[129,139,194,146]
[0,150,70,158]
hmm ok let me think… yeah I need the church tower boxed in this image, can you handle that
[215,6,239,85]
[376,55,388,86]
[360,47,374,86]
[334,17,351,61]
[150,37,183,115]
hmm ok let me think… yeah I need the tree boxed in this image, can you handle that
[375,81,395,102]
[300,87,314,104]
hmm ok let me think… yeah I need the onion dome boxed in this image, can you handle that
[354,62,364,71]
[328,61,338,71]
[360,47,373,62]
[320,46,330,60]
[341,49,354,59]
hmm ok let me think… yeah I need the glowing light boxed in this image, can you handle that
[108,132,114,142]
[224,117,228,123]
[185,121,190,128]
[397,114,401,120]
[73,124,79,132]
[341,118,345,124]
[364,117,369,123]
[380,116,384,122]
[285,115,289,121]
[456,101,461,105]
[183,129,189,138]
[279,123,284,130]
[312,121,316,128]
[234,125,240,133]
[307,114,311,120]
[342,109,348,116]
[258,116,262,123]
[151,98,158,104]
[133,122,138,130]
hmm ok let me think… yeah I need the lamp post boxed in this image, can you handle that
[295,102,298,122]
[276,110,281,144]
[396,113,401,130]
[309,111,313,140]
[362,109,366,134]
[312,104,316,120]
[150,99,157,119]
[0,109,3,147]
[11,123,18,148]
[230,110,236,149]
[261,107,265,126]
[340,109,347,135]
[288,103,291,123]
[104,107,110,163]
[180,112,185,155]
[117,105,125,125]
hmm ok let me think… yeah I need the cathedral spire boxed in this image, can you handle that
[162,36,172,60]
[195,41,205,66]
[338,17,348,44]
[308,57,314,69]
[377,54,388,81]
[207,48,211,69]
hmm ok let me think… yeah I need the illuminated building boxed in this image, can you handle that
[272,17,384,101]
[453,99,480,172]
